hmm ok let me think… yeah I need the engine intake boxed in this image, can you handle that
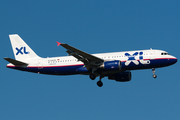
[108,71,131,82]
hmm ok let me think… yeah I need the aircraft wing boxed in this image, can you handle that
[57,42,104,65]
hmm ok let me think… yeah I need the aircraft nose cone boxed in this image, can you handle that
[171,57,177,65]
[174,58,178,63]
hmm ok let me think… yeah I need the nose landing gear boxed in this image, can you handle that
[153,74,157,78]
[152,68,157,78]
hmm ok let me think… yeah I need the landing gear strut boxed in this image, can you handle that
[97,75,104,87]
[89,67,104,87]
[152,68,157,78]
[89,67,97,80]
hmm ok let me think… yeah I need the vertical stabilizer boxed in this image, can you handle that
[9,34,40,60]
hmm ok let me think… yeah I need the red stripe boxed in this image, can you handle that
[7,64,84,68]
[6,58,176,68]
[28,64,84,68]
[155,58,177,60]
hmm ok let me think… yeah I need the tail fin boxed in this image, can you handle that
[9,34,40,61]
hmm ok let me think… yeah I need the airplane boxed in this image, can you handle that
[4,34,177,87]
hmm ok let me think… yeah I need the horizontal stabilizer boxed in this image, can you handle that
[4,57,28,66]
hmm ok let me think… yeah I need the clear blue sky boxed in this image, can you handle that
[1,0,180,120]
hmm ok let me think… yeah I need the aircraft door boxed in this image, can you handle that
[150,49,155,60]
[38,59,43,69]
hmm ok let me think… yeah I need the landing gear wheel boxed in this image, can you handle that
[152,68,157,79]
[97,81,103,87]
[90,74,96,80]
[153,74,157,78]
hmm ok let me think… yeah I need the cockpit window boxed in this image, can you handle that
[161,52,170,55]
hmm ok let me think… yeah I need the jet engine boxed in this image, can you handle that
[108,71,131,82]
[100,60,121,70]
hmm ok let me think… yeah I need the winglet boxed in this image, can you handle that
[56,41,61,46]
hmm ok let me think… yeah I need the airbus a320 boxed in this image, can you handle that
[4,34,177,87]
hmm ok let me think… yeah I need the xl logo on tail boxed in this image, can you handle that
[16,47,29,55]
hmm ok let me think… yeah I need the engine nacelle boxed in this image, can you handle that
[108,71,131,82]
[100,60,121,70]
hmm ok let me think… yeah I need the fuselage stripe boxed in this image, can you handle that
[6,58,176,68]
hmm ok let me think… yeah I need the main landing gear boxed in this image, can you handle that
[97,81,103,87]
[89,74,104,87]
[89,67,104,87]
[89,67,97,80]
[97,75,104,87]
[89,74,96,80]
[152,68,157,78]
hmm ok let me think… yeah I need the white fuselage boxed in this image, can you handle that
[7,49,177,75]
